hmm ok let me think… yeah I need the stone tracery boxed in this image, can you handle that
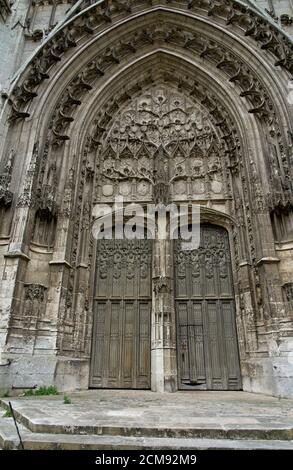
[95,85,225,203]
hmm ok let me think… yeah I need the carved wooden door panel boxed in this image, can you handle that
[90,239,152,389]
[175,224,242,390]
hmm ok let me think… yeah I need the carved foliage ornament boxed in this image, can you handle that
[16,142,59,217]
[0,148,15,207]
[97,239,151,281]
[175,225,232,299]
[24,283,47,302]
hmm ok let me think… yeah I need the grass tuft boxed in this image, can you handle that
[3,409,12,418]
[63,395,71,405]
[24,386,58,397]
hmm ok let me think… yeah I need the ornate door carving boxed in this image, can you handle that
[175,224,242,390]
[90,239,152,388]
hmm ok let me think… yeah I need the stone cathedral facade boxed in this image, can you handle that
[0,0,292,397]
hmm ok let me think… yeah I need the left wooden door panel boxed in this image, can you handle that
[90,239,152,389]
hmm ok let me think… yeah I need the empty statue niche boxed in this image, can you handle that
[0,204,13,238]
[270,206,293,243]
[32,207,57,249]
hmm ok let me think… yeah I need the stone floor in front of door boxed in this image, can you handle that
[1,390,293,450]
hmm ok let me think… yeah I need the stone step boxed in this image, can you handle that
[1,398,293,441]
[8,416,293,441]
[1,417,293,451]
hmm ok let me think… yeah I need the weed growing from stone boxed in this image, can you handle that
[24,386,58,396]
[3,409,12,418]
[63,395,71,404]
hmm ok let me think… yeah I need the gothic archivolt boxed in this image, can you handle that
[4,0,293,122]
[47,17,279,146]
[0,1,291,127]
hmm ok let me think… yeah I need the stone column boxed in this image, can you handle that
[254,209,284,319]
[151,216,177,392]
[47,171,75,352]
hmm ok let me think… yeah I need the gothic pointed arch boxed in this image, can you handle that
[0,0,292,397]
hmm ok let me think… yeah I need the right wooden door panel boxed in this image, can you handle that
[175,224,242,390]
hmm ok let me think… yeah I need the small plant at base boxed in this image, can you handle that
[63,395,71,404]
[34,386,58,396]
[24,386,58,396]
[3,409,12,418]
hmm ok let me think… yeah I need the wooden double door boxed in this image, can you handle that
[89,239,152,389]
[175,224,242,390]
[90,225,241,390]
